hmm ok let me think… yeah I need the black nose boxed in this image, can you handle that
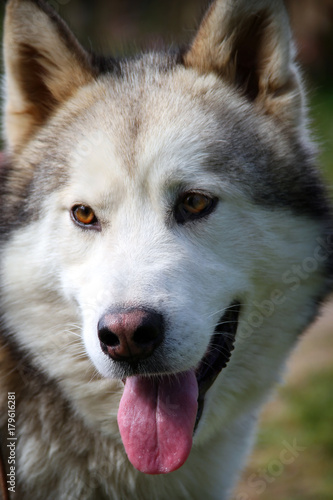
[98,308,164,363]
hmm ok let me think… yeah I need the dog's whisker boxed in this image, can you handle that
[204,303,247,320]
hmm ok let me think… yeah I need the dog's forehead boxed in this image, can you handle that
[67,64,226,195]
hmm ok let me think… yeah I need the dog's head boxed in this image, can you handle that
[1,0,332,475]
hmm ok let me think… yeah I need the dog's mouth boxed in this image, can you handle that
[195,301,241,430]
[117,302,241,475]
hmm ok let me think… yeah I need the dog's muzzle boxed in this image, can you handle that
[97,302,241,475]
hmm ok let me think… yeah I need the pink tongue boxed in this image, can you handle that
[117,371,198,474]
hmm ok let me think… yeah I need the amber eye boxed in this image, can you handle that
[175,193,218,224]
[71,205,99,228]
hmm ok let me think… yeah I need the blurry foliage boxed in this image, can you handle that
[287,0,333,81]
[311,89,333,185]
[52,0,333,80]
[236,369,333,500]
[284,369,333,457]
[56,0,204,55]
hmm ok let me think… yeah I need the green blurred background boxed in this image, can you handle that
[1,1,332,498]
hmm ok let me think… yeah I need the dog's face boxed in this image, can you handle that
[55,66,251,381]
[1,0,331,477]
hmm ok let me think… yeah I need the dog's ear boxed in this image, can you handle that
[3,0,96,152]
[184,0,302,127]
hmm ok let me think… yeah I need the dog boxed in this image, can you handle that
[0,0,332,498]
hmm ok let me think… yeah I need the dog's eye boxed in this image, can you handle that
[71,205,99,228]
[175,193,218,224]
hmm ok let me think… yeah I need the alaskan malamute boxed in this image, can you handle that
[0,0,332,499]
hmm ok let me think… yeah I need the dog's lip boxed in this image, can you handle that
[194,301,241,431]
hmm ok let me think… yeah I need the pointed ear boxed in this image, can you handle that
[184,0,303,127]
[3,0,97,152]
